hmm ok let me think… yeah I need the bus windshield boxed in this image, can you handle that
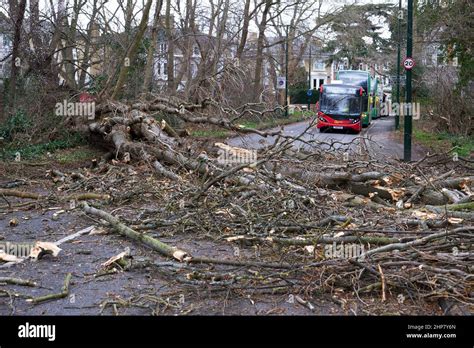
[338,72,369,92]
[320,93,361,116]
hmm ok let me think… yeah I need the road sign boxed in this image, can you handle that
[403,57,415,70]
[277,76,286,90]
[307,89,313,97]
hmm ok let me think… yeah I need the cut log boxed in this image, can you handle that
[160,119,179,138]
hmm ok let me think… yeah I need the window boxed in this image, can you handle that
[319,79,325,87]
[193,46,199,56]
[314,61,325,70]
[157,63,161,75]
[437,53,444,66]
[313,79,317,89]
[163,63,168,74]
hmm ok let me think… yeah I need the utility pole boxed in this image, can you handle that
[395,0,402,130]
[307,44,312,111]
[404,0,413,162]
[285,25,289,117]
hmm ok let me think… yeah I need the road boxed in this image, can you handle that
[226,117,424,161]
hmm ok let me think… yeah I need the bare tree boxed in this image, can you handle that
[253,0,273,99]
[142,0,163,92]
[110,0,153,99]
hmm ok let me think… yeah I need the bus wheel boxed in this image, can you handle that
[319,127,326,133]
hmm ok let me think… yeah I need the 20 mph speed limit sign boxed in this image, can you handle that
[403,57,415,70]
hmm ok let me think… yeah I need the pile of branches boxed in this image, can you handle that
[2,93,473,313]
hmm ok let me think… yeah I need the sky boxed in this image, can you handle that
[0,0,400,41]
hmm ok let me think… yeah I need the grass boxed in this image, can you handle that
[191,129,231,138]
[54,147,99,164]
[192,111,313,139]
[0,133,88,161]
[413,129,474,157]
[0,109,92,162]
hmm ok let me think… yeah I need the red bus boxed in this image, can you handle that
[316,83,364,133]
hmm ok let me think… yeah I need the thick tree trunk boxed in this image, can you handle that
[9,0,27,105]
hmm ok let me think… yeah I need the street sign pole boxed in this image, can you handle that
[395,0,402,130]
[285,25,289,117]
[404,0,413,162]
[307,45,312,111]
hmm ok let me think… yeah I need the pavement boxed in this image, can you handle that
[226,116,425,161]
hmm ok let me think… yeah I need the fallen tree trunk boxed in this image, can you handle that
[81,202,190,262]
[71,95,474,209]
[226,234,398,246]
[0,189,110,202]
[81,203,295,269]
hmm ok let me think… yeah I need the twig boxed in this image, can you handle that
[27,273,72,304]
[0,277,37,287]
[377,264,386,302]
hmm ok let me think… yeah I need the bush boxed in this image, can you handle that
[0,110,32,141]
[289,81,320,104]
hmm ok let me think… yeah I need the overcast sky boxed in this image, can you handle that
[1,0,399,41]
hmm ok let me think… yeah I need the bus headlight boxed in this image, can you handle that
[319,117,328,123]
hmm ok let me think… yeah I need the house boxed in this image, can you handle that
[152,24,211,91]
[302,43,334,90]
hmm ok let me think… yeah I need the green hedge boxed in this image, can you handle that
[290,87,320,104]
